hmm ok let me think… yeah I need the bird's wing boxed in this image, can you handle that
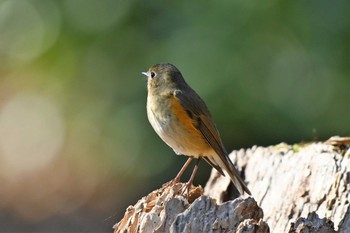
[173,89,230,166]
[174,89,251,195]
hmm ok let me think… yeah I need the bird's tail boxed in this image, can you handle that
[208,155,251,195]
[225,159,251,195]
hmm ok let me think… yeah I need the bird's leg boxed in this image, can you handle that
[183,158,200,196]
[171,157,193,185]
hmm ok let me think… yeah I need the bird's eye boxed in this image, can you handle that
[151,71,156,78]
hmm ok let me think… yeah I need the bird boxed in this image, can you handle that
[142,63,251,195]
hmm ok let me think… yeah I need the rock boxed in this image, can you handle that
[289,212,336,233]
[205,140,350,233]
[114,182,268,233]
[114,138,350,233]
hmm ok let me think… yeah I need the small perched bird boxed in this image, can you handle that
[142,63,251,195]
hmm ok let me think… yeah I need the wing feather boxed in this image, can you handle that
[174,89,251,195]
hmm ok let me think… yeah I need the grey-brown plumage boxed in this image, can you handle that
[144,63,251,195]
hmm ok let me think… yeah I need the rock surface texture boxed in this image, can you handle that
[114,138,350,233]
[114,182,268,233]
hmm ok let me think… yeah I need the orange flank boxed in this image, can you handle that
[170,96,198,135]
[169,95,213,156]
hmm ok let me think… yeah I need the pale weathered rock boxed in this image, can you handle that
[289,212,336,233]
[236,219,270,233]
[114,182,268,233]
[205,140,350,233]
[114,138,349,233]
[170,196,264,232]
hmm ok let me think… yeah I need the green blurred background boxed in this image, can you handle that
[0,0,349,232]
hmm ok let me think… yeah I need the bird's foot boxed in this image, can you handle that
[179,181,192,197]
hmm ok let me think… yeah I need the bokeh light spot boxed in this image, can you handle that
[0,93,65,179]
[0,0,61,62]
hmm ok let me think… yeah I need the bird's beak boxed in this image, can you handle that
[142,71,149,77]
